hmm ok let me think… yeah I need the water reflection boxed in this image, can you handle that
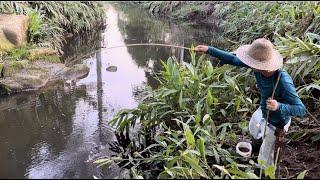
[61,28,104,65]
[113,2,224,88]
[0,88,85,178]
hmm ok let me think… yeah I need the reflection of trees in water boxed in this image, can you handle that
[0,88,88,178]
[114,2,228,65]
[113,2,229,89]
[96,50,104,142]
[61,30,104,65]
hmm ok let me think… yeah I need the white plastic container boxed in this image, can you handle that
[236,142,252,161]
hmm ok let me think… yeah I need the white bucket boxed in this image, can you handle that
[236,142,252,161]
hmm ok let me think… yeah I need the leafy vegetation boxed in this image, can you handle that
[94,49,314,179]
[95,51,263,178]
[0,1,105,54]
[0,1,105,66]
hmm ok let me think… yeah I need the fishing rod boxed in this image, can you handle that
[52,43,193,79]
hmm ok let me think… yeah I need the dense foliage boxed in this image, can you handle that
[94,2,320,179]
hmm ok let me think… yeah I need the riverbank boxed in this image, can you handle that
[134,2,317,45]
[0,2,105,95]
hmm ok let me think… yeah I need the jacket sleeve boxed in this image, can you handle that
[207,46,250,68]
[278,73,306,117]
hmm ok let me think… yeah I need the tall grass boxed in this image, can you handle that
[219,2,316,45]
[0,2,105,54]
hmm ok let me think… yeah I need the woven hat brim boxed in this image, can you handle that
[235,45,283,71]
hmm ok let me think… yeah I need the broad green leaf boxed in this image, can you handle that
[179,90,185,109]
[220,109,226,117]
[297,170,308,179]
[93,158,111,164]
[131,167,144,179]
[219,126,227,140]
[197,137,205,158]
[96,159,113,168]
[246,172,259,179]
[202,114,211,124]
[182,153,209,178]
[311,134,320,142]
[195,115,201,125]
[166,156,179,168]
[211,121,217,138]
[264,166,276,179]
[206,61,214,76]
[162,89,179,97]
[196,54,206,68]
[195,101,201,124]
[206,89,213,106]
[212,164,231,177]
[184,62,195,76]
[212,146,220,164]
[183,123,195,149]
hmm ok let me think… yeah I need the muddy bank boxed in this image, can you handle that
[0,61,89,96]
[280,141,320,179]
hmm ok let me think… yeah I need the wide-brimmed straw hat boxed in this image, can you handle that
[234,38,283,71]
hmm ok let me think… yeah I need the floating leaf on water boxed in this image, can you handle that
[106,65,117,72]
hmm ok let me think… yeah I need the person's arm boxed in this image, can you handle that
[277,74,306,117]
[206,46,250,68]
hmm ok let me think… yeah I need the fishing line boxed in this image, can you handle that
[52,43,193,79]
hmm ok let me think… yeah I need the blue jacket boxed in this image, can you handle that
[207,46,306,128]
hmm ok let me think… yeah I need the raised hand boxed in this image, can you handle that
[194,45,209,54]
[266,98,279,111]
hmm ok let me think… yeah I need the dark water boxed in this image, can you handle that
[0,2,224,179]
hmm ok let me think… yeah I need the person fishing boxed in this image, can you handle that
[194,38,306,168]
